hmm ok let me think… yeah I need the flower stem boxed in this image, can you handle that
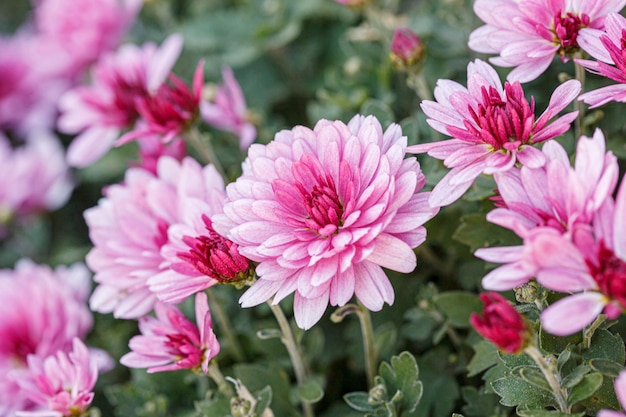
[582,314,607,349]
[356,303,378,390]
[524,345,569,413]
[407,72,432,101]
[207,360,235,397]
[268,302,315,417]
[186,126,226,178]
[574,61,586,139]
[206,289,245,362]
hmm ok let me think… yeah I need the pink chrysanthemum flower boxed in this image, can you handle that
[529,174,626,335]
[134,135,187,175]
[200,66,257,152]
[86,156,227,318]
[212,115,439,329]
[58,34,183,167]
[468,0,626,83]
[148,160,251,303]
[577,12,626,107]
[34,0,142,75]
[0,260,92,416]
[120,292,220,374]
[13,338,98,417]
[475,129,618,290]
[407,59,580,207]
[598,370,626,417]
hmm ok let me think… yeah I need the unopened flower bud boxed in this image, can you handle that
[515,281,546,304]
[368,384,387,403]
[231,397,252,417]
[470,292,529,354]
[334,0,369,8]
[390,27,425,72]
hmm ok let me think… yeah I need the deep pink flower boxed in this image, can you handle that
[213,115,439,329]
[475,129,618,290]
[120,292,220,374]
[13,338,98,417]
[0,260,92,416]
[577,13,626,107]
[470,292,528,354]
[86,156,226,318]
[531,173,626,335]
[406,59,580,206]
[598,370,626,417]
[200,66,256,152]
[34,0,142,75]
[390,27,425,71]
[0,131,73,219]
[134,135,187,175]
[58,34,183,167]
[468,0,626,83]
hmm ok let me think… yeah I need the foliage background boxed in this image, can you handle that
[2,0,626,416]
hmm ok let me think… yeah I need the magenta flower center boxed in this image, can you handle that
[178,215,250,283]
[137,75,198,134]
[164,333,203,368]
[552,11,590,58]
[464,82,535,151]
[588,243,626,315]
[297,173,343,237]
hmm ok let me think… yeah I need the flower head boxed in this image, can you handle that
[470,292,529,354]
[390,27,425,72]
[120,292,220,374]
[577,12,626,107]
[468,0,626,83]
[58,34,183,167]
[598,369,626,417]
[200,66,256,152]
[407,59,580,206]
[213,115,439,329]
[13,338,98,417]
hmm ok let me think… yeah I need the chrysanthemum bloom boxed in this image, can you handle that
[475,129,618,290]
[212,115,439,329]
[58,34,183,167]
[598,370,626,417]
[531,174,626,335]
[577,12,626,107]
[34,0,142,75]
[390,27,425,72]
[406,59,581,207]
[120,292,220,374]
[13,338,98,417]
[116,61,205,145]
[148,160,252,303]
[0,131,73,221]
[0,260,92,416]
[468,0,626,83]
[200,66,257,152]
[470,292,529,354]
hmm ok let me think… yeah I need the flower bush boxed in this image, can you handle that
[4,1,626,417]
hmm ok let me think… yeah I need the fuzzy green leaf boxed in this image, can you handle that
[568,373,603,406]
[297,379,324,403]
[491,375,554,408]
[344,392,376,413]
[467,341,500,377]
[589,358,624,377]
[433,291,482,329]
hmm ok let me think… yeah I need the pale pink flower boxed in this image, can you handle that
[406,59,580,207]
[598,370,626,417]
[0,131,73,219]
[85,156,226,318]
[58,34,183,167]
[13,338,98,417]
[0,260,92,416]
[148,163,251,303]
[34,0,142,74]
[577,12,626,107]
[213,115,439,329]
[468,0,626,83]
[200,66,256,152]
[120,292,220,374]
[531,173,626,335]
[476,129,618,290]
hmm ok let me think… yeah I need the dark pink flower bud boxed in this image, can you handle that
[470,292,528,354]
[390,27,425,71]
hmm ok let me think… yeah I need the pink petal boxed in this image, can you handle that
[293,290,330,330]
[541,292,606,336]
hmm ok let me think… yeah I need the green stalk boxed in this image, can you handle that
[186,126,226,178]
[206,289,245,362]
[356,303,378,390]
[524,346,569,413]
[206,360,235,397]
[574,61,586,140]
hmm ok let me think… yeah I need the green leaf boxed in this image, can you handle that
[452,214,520,252]
[379,351,424,414]
[460,386,502,417]
[540,328,581,354]
[233,363,296,417]
[433,291,482,329]
[589,358,624,377]
[582,328,626,364]
[561,364,590,389]
[512,367,551,393]
[568,373,603,406]
[467,341,500,377]
[253,386,273,417]
[516,410,585,417]
[297,379,324,403]
[105,384,168,417]
[344,392,377,413]
[491,375,554,408]
[577,374,621,413]
[194,397,231,417]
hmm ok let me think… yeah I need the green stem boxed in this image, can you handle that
[356,303,378,390]
[206,289,245,362]
[574,61,586,139]
[207,360,235,397]
[406,72,432,101]
[268,302,315,417]
[186,127,226,178]
[524,346,569,413]
[582,314,607,349]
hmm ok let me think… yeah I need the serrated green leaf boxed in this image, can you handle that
[512,367,551,393]
[589,358,624,377]
[491,375,554,408]
[568,373,603,406]
[467,341,500,377]
[562,364,590,389]
[344,392,376,412]
[433,291,482,329]
[452,214,520,252]
[297,379,324,403]
[498,351,535,370]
